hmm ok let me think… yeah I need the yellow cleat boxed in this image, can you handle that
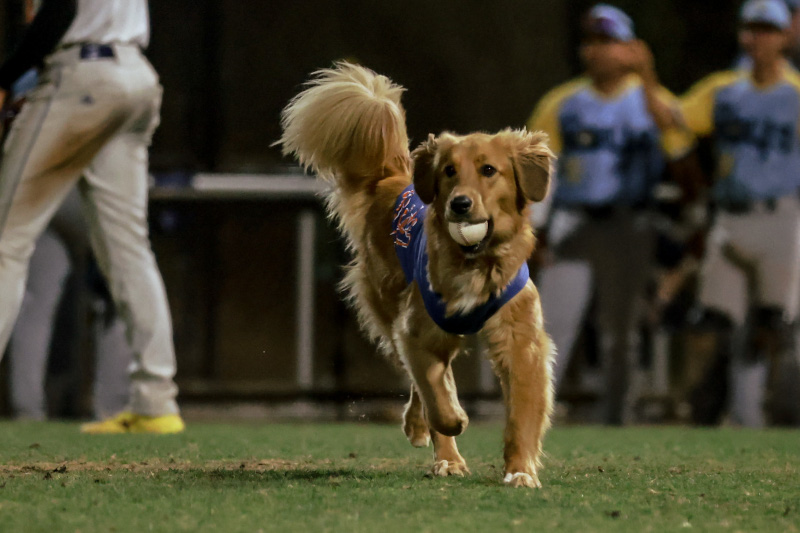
[80,412,185,435]
[80,412,135,434]
[128,413,185,434]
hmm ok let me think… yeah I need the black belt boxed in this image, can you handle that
[718,197,779,214]
[718,187,800,214]
[78,43,115,60]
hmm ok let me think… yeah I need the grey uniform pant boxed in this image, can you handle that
[0,44,178,417]
[540,208,654,424]
[700,196,800,426]
[8,189,132,419]
[8,189,85,419]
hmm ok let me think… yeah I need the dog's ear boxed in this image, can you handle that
[506,129,555,203]
[411,134,438,204]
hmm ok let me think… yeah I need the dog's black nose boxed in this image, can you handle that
[450,195,472,215]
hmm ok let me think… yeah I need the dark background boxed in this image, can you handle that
[1,0,740,173]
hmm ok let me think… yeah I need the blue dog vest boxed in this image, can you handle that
[392,184,529,335]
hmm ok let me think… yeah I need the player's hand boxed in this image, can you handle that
[625,40,657,83]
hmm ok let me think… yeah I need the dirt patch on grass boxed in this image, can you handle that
[0,457,418,477]
[0,458,310,476]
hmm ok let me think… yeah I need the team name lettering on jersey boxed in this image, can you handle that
[392,188,422,248]
[709,77,800,199]
[563,116,653,154]
[716,103,794,160]
[555,88,663,206]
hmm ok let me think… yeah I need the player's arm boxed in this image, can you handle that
[0,0,78,91]
[623,40,705,168]
[647,84,708,200]
[626,40,682,131]
[650,84,699,160]
[631,41,736,140]
[627,40,718,200]
[669,71,745,200]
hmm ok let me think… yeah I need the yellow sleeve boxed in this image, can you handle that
[526,78,587,155]
[782,68,800,135]
[678,71,741,137]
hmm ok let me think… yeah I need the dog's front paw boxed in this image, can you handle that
[431,459,470,477]
[503,471,541,489]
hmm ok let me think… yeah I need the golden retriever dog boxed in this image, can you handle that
[279,63,555,488]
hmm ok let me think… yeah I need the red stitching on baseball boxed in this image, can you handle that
[457,223,467,245]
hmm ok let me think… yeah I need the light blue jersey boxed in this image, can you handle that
[528,76,687,208]
[680,66,800,203]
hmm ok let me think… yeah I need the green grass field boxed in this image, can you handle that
[0,421,798,532]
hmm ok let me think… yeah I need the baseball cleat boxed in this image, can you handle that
[80,412,186,434]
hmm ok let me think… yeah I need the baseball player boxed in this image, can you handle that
[636,0,800,426]
[527,4,693,424]
[0,0,184,433]
[736,0,800,69]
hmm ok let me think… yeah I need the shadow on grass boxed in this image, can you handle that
[155,466,505,489]
[166,467,409,485]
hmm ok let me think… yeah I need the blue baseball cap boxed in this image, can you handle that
[583,4,635,42]
[783,0,799,13]
[740,0,792,29]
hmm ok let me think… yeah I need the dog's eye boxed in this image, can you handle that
[481,165,497,178]
[444,165,457,178]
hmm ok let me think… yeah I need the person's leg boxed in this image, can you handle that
[91,298,134,419]
[750,202,800,425]
[586,212,654,425]
[43,189,91,418]
[0,63,96,359]
[536,260,593,390]
[7,229,70,419]
[544,212,598,399]
[78,78,179,421]
[696,216,751,424]
[689,309,736,425]
[47,188,131,419]
[745,307,798,426]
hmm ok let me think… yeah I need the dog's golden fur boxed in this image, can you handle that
[279,63,555,488]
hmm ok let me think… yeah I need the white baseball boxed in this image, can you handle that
[448,221,488,246]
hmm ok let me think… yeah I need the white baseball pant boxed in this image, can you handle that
[0,43,178,416]
[699,195,800,326]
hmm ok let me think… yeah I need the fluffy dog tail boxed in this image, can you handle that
[279,62,411,184]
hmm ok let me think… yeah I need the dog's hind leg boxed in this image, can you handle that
[485,286,554,488]
[403,384,431,447]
